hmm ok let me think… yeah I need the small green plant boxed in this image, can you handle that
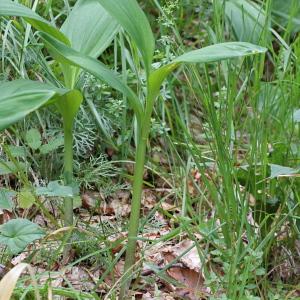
[0,218,45,254]
[79,1,265,297]
[25,128,64,156]
[0,0,122,226]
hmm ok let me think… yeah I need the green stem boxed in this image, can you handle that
[120,87,156,298]
[63,124,74,226]
[120,137,147,297]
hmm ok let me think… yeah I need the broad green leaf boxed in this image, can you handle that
[174,42,267,63]
[40,33,143,123]
[269,164,299,179]
[60,0,119,88]
[40,136,64,154]
[18,189,35,209]
[8,146,27,158]
[258,82,283,112]
[0,161,26,175]
[96,0,155,74]
[0,0,69,44]
[35,181,73,197]
[25,129,42,150]
[0,80,69,131]
[61,0,119,58]
[255,268,266,276]
[0,189,15,211]
[225,0,268,44]
[0,219,45,254]
[149,42,266,99]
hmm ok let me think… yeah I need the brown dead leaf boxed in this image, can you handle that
[162,240,209,299]
[142,190,157,210]
[114,190,131,202]
[66,266,96,291]
[104,259,124,287]
[161,202,176,212]
[37,269,63,288]
[142,292,153,300]
[165,240,202,272]
[82,192,100,209]
[110,198,131,217]
[79,212,104,224]
[144,241,167,270]
[154,211,168,225]
[165,263,205,300]
[0,209,12,225]
[99,190,131,217]
[0,209,3,222]
[34,214,46,227]
[142,291,176,300]
[188,179,197,197]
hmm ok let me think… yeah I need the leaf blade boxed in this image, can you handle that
[0,80,69,131]
[148,42,266,99]
[61,0,119,58]
[0,219,45,254]
[60,0,120,87]
[225,0,268,44]
[0,189,15,211]
[25,129,42,150]
[96,0,155,74]
[40,33,143,123]
[174,42,267,63]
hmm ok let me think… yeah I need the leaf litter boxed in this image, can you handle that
[0,184,213,299]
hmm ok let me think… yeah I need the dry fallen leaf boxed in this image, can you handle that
[104,259,124,287]
[142,189,157,210]
[81,191,104,210]
[0,209,12,225]
[166,240,202,272]
[37,268,63,288]
[66,266,96,291]
[161,202,176,212]
[110,198,131,217]
[162,240,209,299]
[142,291,176,300]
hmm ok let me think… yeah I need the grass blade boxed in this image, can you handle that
[0,0,69,44]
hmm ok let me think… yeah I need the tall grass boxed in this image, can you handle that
[158,0,300,298]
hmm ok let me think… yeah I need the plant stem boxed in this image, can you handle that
[120,86,156,299]
[63,124,74,227]
[120,137,147,298]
